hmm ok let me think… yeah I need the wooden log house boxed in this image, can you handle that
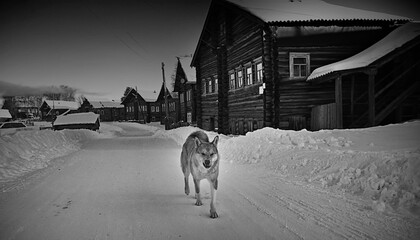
[80,99,125,122]
[121,88,149,123]
[172,58,197,125]
[191,0,410,134]
[39,100,79,121]
[155,82,178,125]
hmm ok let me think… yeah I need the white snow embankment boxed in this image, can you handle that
[154,121,420,216]
[0,129,97,184]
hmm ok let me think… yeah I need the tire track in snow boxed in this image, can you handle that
[261,176,414,240]
[237,191,305,240]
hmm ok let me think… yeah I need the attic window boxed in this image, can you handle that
[290,53,310,78]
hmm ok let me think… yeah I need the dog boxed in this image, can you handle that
[181,131,220,218]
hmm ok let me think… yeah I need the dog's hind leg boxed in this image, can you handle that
[194,179,202,206]
[181,150,190,195]
[209,179,218,218]
[184,170,190,195]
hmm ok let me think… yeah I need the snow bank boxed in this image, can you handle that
[156,122,420,216]
[0,129,97,184]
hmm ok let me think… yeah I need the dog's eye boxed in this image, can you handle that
[201,153,206,156]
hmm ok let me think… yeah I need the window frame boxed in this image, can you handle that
[289,52,310,79]
[256,61,263,83]
[236,67,243,88]
[245,65,253,86]
[214,75,218,93]
[229,70,236,90]
[208,78,213,93]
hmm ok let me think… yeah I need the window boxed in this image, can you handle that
[246,66,253,85]
[180,93,184,103]
[256,62,263,82]
[208,79,213,93]
[229,71,235,90]
[202,80,206,95]
[237,68,243,88]
[156,106,160,113]
[186,89,191,102]
[151,106,155,112]
[290,53,310,78]
[214,76,218,93]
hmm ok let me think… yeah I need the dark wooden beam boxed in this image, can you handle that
[350,75,355,123]
[374,81,420,125]
[368,70,377,127]
[335,76,343,129]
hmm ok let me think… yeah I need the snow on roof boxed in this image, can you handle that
[45,100,79,110]
[0,109,12,119]
[308,22,420,81]
[138,89,159,102]
[179,58,196,83]
[90,101,123,109]
[227,0,410,23]
[53,112,99,126]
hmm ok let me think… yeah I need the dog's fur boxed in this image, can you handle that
[181,131,220,218]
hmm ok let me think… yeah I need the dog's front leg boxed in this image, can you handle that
[194,179,202,206]
[209,179,218,218]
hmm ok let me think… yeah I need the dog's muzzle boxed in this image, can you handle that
[203,160,211,169]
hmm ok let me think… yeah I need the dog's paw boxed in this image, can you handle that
[185,188,190,195]
[210,210,218,218]
[195,199,203,206]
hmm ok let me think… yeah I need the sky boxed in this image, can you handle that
[1,0,419,102]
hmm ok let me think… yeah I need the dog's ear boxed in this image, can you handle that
[212,136,219,147]
[194,137,202,148]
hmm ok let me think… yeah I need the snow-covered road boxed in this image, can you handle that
[0,123,419,239]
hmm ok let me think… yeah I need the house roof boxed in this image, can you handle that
[90,101,123,109]
[192,0,410,67]
[179,58,196,83]
[53,112,99,126]
[0,109,12,119]
[227,0,411,24]
[307,22,420,81]
[44,100,79,110]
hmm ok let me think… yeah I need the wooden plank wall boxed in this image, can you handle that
[275,30,390,130]
[226,15,264,134]
[196,7,265,134]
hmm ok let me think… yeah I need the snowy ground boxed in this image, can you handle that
[0,121,419,239]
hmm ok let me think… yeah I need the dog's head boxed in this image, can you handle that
[194,136,219,169]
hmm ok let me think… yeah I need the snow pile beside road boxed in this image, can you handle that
[0,129,96,183]
[158,122,420,215]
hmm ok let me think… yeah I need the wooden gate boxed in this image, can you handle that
[311,103,337,130]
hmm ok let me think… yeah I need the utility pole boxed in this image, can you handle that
[162,62,169,130]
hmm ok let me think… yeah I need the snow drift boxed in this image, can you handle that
[0,129,96,184]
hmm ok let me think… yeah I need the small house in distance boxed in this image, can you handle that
[53,112,100,131]
[121,88,149,123]
[40,100,79,121]
[0,109,12,122]
[80,99,124,122]
[191,0,410,134]
[173,57,197,125]
[155,82,178,125]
